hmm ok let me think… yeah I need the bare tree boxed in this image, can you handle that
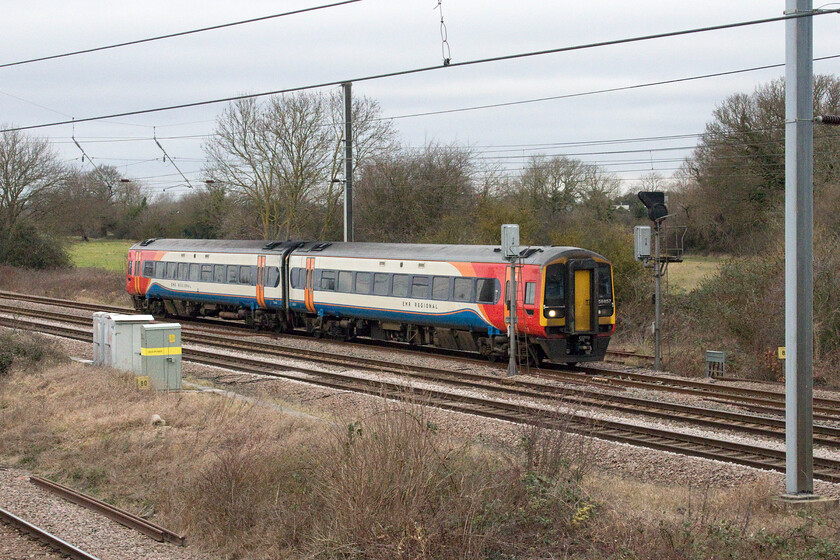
[204,91,397,241]
[355,143,477,243]
[0,127,65,234]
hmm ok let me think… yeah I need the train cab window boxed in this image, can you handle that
[319,270,336,291]
[476,278,496,304]
[543,263,565,309]
[178,263,189,281]
[239,266,251,285]
[213,264,225,283]
[432,277,450,300]
[227,265,239,284]
[266,267,280,288]
[201,264,213,282]
[166,262,177,280]
[154,261,165,279]
[355,272,371,294]
[597,264,612,300]
[373,273,390,296]
[189,263,200,282]
[524,282,536,305]
[410,276,430,299]
[338,271,353,293]
[453,278,472,302]
[392,274,409,297]
[143,261,154,278]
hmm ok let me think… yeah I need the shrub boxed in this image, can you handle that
[0,223,71,269]
[0,330,67,375]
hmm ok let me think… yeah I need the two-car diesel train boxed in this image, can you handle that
[127,239,615,364]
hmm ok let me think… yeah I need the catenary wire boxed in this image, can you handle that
[3,8,839,133]
[0,1,362,70]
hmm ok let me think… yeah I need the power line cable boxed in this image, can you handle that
[0,0,362,70]
[4,7,838,133]
[379,54,840,122]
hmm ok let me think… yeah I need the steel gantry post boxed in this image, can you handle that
[784,0,814,496]
[343,82,354,242]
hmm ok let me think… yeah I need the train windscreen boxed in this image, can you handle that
[543,263,565,317]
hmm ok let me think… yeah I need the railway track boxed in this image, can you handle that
[0,505,101,560]
[0,293,831,415]
[4,310,840,483]
[29,476,185,546]
[4,300,840,424]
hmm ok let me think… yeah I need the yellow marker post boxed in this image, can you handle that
[778,347,786,360]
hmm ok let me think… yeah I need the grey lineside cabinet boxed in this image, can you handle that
[92,313,182,391]
[140,323,183,391]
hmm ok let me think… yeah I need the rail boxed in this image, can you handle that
[0,505,101,560]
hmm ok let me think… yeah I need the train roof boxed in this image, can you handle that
[131,239,608,265]
[130,238,297,254]
[295,241,606,265]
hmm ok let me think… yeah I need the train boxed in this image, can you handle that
[127,238,615,364]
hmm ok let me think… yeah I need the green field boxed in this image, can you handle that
[666,254,729,292]
[67,238,135,271]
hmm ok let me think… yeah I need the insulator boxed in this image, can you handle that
[817,115,840,126]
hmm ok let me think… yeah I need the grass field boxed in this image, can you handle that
[666,254,729,292]
[67,238,135,271]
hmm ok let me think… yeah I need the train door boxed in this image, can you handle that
[567,259,597,334]
[256,256,266,308]
[304,257,316,313]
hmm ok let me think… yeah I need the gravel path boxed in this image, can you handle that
[0,468,210,560]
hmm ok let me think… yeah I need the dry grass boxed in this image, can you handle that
[0,265,129,306]
[666,254,729,293]
[2,339,840,559]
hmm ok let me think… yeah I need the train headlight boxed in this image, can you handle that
[548,309,557,318]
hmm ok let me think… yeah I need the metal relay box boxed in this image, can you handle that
[104,314,155,372]
[634,225,652,261]
[140,323,182,391]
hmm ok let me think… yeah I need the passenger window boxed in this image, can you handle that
[266,267,280,288]
[432,277,450,300]
[154,261,165,279]
[453,278,472,302]
[178,262,189,281]
[201,264,213,282]
[289,268,299,289]
[476,278,496,304]
[524,282,536,305]
[410,276,430,299]
[189,263,200,282]
[227,265,238,284]
[143,261,154,278]
[355,272,371,294]
[373,273,390,296]
[239,265,251,285]
[166,262,177,279]
[213,264,225,283]
[338,271,353,292]
[392,274,409,297]
[319,270,336,291]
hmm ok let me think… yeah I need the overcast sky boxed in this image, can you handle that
[2,0,839,195]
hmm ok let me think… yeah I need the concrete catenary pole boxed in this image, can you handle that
[343,82,354,242]
[784,0,814,496]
